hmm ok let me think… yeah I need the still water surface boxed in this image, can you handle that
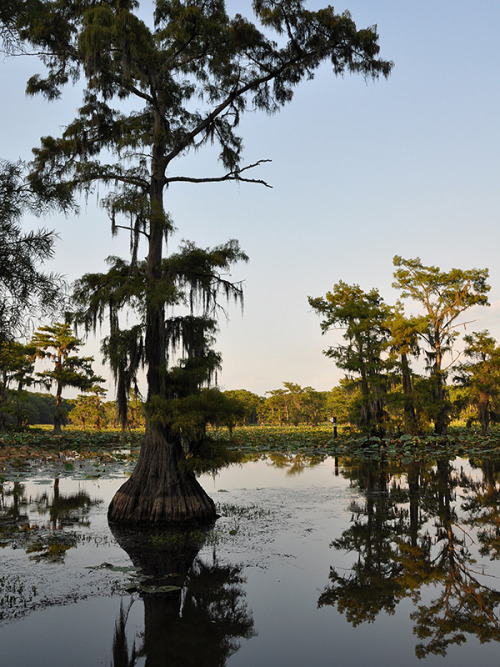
[1,455,499,666]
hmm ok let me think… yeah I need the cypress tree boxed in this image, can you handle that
[7,0,392,524]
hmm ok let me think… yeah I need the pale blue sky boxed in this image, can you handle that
[2,0,500,397]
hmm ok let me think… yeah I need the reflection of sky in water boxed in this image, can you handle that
[200,456,353,491]
[0,457,499,666]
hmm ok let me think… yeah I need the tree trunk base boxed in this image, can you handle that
[108,427,217,526]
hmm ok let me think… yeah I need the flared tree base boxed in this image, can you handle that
[108,427,217,526]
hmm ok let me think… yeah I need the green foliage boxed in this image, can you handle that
[0,340,36,429]
[308,282,393,434]
[453,331,500,435]
[147,387,245,452]
[31,322,104,431]
[69,385,107,430]
[73,243,247,430]
[325,379,359,425]
[210,424,500,464]
[262,382,328,425]
[393,256,490,435]
[310,258,492,437]
[222,389,263,425]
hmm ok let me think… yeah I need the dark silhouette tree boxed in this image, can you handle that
[110,526,255,666]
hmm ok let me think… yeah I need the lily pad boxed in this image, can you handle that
[139,584,181,594]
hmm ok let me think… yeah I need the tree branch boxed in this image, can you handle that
[167,159,273,188]
[164,52,309,165]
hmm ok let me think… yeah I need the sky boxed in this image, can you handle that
[2,0,500,398]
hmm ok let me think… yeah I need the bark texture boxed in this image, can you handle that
[108,425,217,525]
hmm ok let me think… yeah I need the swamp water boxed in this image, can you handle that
[0,454,499,666]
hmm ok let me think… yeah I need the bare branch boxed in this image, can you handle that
[167,159,273,188]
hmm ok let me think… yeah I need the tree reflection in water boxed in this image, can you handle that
[0,478,98,562]
[462,458,500,560]
[111,525,255,667]
[319,457,500,657]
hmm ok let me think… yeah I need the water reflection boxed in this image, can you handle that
[265,452,324,476]
[111,525,256,666]
[1,454,500,664]
[462,459,500,560]
[0,478,100,561]
[319,456,500,657]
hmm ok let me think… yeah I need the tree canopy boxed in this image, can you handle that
[308,281,392,434]
[32,322,104,432]
[310,257,491,436]
[393,256,490,434]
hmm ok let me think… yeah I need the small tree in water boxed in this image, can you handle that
[8,0,392,524]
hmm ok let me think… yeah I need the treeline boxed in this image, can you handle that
[224,384,348,427]
[2,371,496,435]
[0,389,142,430]
[2,232,497,438]
[224,379,498,432]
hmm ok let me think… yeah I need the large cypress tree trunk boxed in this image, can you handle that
[108,424,216,525]
[108,110,218,526]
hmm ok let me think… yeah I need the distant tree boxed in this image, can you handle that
[126,389,146,431]
[69,385,107,430]
[454,331,500,435]
[263,388,290,425]
[282,382,307,425]
[7,0,392,524]
[32,322,104,433]
[223,389,263,425]
[262,382,326,425]
[103,400,121,430]
[393,257,490,435]
[309,282,393,435]
[325,379,360,427]
[300,387,327,425]
[16,391,62,425]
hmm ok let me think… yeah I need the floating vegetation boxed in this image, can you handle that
[0,426,499,483]
[215,425,500,465]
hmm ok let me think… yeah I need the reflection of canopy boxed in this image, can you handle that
[319,457,500,657]
[110,525,255,667]
[0,479,98,562]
